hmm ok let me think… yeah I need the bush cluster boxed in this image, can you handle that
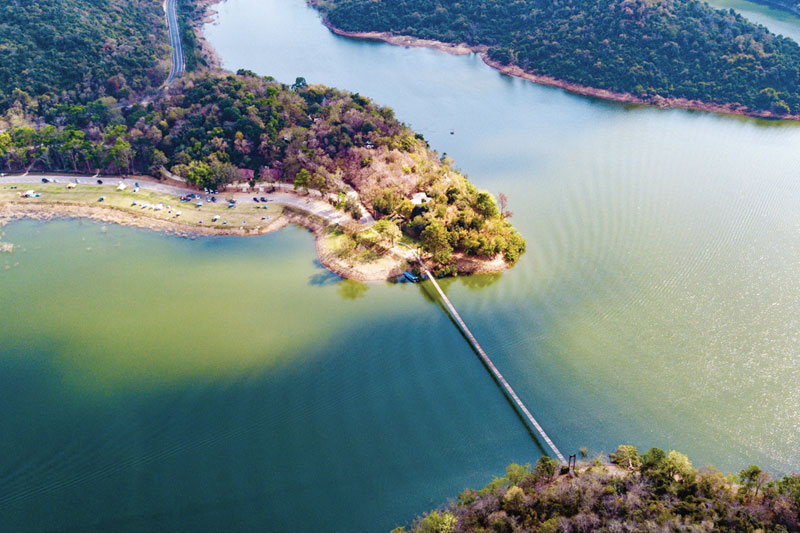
[399,447,800,532]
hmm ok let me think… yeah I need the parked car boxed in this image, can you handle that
[41,178,49,183]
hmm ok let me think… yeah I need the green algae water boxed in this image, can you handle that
[0,221,538,531]
[3,0,800,530]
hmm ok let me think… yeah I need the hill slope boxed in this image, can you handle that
[0,0,170,113]
[400,446,800,532]
[314,0,800,117]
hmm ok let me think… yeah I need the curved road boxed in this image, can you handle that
[164,0,185,87]
[0,174,372,227]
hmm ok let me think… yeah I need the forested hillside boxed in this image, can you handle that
[0,72,525,267]
[315,0,800,116]
[401,446,800,532]
[0,0,170,114]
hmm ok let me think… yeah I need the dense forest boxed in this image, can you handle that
[0,0,171,115]
[0,0,524,269]
[0,72,525,266]
[400,446,800,532]
[315,0,800,116]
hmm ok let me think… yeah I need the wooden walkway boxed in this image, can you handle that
[421,267,567,464]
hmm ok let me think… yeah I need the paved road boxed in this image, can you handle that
[0,174,370,228]
[164,0,185,86]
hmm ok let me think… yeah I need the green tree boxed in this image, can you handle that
[664,450,694,479]
[416,511,456,533]
[294,168,310,192]
[310,171,328,195]
[373,218,401,246]
[534,456,559,481]
[186,160,213,187]
[420,220,452,263]
[373,188,399,215]
[108,137,132,172]
[474,192,499,218]
[739,465,769,498]
[610,445,641,470]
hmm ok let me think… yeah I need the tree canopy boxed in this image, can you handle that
[316,0,800,115]
[399,446,800,532]
[0,0,173,114]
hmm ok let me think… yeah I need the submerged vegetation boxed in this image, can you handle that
[314,0,800,117]
[401,446,800,532]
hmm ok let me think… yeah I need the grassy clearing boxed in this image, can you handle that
[0,183,284,233]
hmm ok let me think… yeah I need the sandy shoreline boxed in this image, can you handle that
[0,202,403,281]
[0,199,509,281]
[322,22,800,122]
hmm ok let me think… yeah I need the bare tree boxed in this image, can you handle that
[498,192,513,218]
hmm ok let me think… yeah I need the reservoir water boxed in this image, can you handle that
[3,0,800,530]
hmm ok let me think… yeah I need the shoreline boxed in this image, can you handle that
[321,22,800,122]
[0,177,510,281]
[0,201,401,282]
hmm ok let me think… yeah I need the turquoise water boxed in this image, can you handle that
[2,0,800,530]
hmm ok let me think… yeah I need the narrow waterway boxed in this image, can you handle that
[1,0,800,530]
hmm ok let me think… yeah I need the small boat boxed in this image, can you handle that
[403,271,421,282]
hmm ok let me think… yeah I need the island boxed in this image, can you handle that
[0,0,524,281]
[310,0,800,119]
[399,445,800,532]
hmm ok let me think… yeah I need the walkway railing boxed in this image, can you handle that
[420,266,567,464]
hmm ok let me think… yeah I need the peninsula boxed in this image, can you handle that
[0,0,524,280]
[310,0,800,119]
